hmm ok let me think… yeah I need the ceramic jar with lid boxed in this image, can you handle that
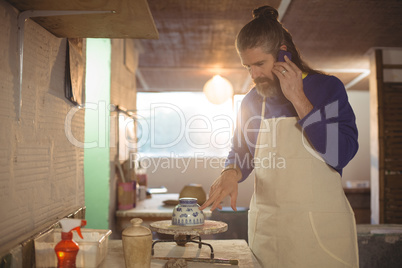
[122,218,152,268]
[172,197,205,226]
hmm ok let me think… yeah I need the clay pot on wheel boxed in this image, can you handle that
[179,184,206,205]
[172,198,205,226]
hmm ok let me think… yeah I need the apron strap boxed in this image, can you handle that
[261,97,266,118]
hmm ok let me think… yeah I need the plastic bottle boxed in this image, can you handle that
[54,218,87,268]
[136,161,147,187]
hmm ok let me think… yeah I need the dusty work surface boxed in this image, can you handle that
[101,239,261,267]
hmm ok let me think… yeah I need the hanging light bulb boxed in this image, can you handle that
[203,75,233,105]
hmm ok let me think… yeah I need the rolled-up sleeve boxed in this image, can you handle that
[298,76,358,174]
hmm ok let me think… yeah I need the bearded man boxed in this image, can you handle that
[200,5,359,268]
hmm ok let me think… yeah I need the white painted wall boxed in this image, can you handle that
[342,90,371,187]
[109,39,139,236]
[0,1,85,251]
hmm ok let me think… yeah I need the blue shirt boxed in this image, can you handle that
[226,73,359,182]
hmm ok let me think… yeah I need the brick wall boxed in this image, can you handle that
[0,0,85,253]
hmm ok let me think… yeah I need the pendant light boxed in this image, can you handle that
[203,75,233,105]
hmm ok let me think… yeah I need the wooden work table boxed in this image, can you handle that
[101,239,261,267]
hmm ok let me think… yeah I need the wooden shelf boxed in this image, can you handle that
[5,0,159,39]
[344,188,371,224]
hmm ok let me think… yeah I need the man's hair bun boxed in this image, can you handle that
[252,6,279,20]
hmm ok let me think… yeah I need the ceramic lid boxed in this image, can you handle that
[122,218,151,237]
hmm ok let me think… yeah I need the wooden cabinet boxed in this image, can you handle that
[370,49,402,223]
[5,0,158,39]
[344,188,371,224]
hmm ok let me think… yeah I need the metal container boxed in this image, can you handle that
[122,218,152,268]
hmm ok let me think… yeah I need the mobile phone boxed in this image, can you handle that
[277,50,292,62]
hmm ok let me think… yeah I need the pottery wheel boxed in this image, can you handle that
[150,220,227,236]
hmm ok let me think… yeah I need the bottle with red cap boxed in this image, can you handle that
[54,218,87,268]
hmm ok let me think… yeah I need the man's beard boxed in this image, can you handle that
[254,76,281,98]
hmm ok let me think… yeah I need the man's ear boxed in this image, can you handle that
[279,44,287,51]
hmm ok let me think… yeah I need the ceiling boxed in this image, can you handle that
[136,0,402,94]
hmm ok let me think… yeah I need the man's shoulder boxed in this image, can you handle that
[304,73,347,105]
[305,73,343,87]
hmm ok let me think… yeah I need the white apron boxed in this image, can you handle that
[248,100,359,267]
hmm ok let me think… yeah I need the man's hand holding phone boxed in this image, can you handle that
[277,50,292,62]
[273,51,313,119]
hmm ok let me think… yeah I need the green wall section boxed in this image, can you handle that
[84,39,111,229]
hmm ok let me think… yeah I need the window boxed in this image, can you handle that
[135,92,244,157]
